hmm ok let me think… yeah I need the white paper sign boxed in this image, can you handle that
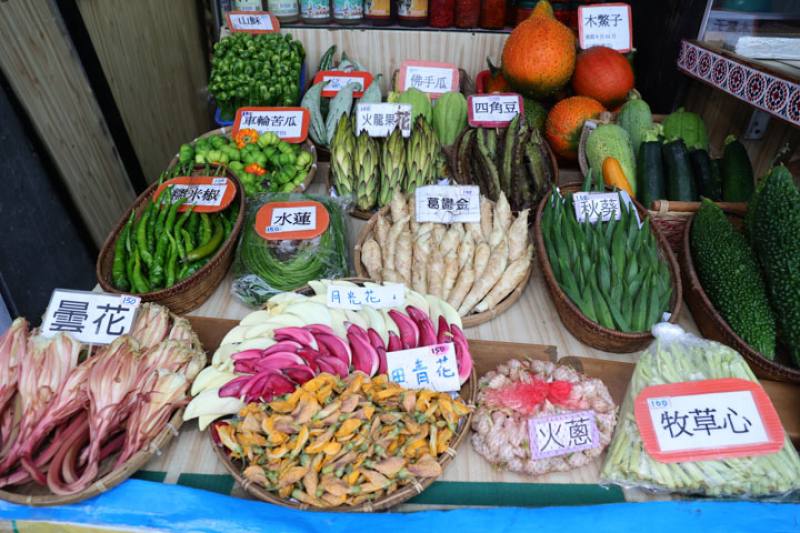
[416,185,480,224]
[404,66,455,94]
[322,75,364,92]
[573,191,622,223]
[355,103,412,138]
[386,342,460,392]
[326,284,405,310]
[41,290,141,345]
[237,109,304,138]
[646,390,768,453]
[170,178,229,207]
[468,94,522,127]
[529,410,600,459]
[578,3,633,52]
[229,13,274,31]
[267,206,317,234]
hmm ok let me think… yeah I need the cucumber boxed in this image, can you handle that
[721,135,754,202]
[636,141,666,210]
[710,158,723,201]
[689,149,721,201]
[662,139,697,201]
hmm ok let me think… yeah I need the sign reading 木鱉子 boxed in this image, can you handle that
[577,3,632,52]
[41,289,141,345]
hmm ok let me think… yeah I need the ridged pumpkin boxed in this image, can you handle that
[501,1,576,99]
[572,46,634,109]
[545,96,606,160]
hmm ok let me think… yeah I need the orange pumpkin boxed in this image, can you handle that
[501,0,576,99]
[545,96,606,160]
[572,46,634,109]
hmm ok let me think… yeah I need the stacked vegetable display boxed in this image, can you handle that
[174,131,314,198]
[209,33,305,121]
[0,304,204,495]
[359,192,532,318]
[110,167,239,294]
[540,189,673,333]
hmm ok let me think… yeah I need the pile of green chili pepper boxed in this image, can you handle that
[111,166,239,294]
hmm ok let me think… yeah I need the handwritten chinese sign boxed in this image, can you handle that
[415,185,480,224]
[386,342,460,392]
[154,177,236,213]
[326,284,405,310]
[355,103,413,138]
[312,71,373,98]
[41,290,141,345]
[254,200,329,240]
[398,60,459,98]
[232,107,309,142]
[226,11,280,33]
[572,191,622,224]
[468,94,523,128]
[528,410,600,459]
[577,3,632,52]
[634,378,784,463]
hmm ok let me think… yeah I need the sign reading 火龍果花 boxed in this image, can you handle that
[41,289,141,345]
[355,103,413,138]
[386,342,461,392]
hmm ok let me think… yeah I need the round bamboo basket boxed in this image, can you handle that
[96,165,245,315]
[533,182,683,353]
[352,206,533,328]
[681,212,800,383]
[166,127,318,194]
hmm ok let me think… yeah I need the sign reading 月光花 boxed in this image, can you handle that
[326,284,405,310]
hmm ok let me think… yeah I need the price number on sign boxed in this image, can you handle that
[577,3,632,52]
[386,342,460,392]
[41,289,141,345]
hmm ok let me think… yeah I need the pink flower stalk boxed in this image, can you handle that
[0,318,27,416]
[128,303,170,350]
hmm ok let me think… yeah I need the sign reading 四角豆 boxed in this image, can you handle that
[528,410,601,459]
[325,284,405,310]
[226,11,280,33]
[577,3,632,52]
[232,107,309,143]
[154,176,236,213]
[355,103,413,138]
[41,290,141,345]
[634,378,785,463]
[312,71,373,98]
[468,94,523,128]
[254,200,329,240]
[398,60,459,98]
[415,185,481,224]
[386,342,460,392]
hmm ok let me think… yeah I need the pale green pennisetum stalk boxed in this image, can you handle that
[379,127,406,207]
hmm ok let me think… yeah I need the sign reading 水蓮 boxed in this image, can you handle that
[232,107,309,142]
[577,3,632,52]
[397,60,459,98]
[226,11,280,33]
[468,94,523,128]
[355,103,413,138]
[415,185,481,224]
[634,378,785,463]
[386,342,461,392]
[41,290,141,345]
[528,410,601,459]
[154,177,236,213]
[326,284,405,310]
[254,200,329,240]
[312,71,373,98]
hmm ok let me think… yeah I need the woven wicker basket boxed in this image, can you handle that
[351,206,532,328]
[533,183,683,353]
[650,200,748,258]
[96,166,245,315]
[681,211,800,383]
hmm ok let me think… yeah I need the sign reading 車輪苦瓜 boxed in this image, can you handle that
[41,289,141,345]
[232,107,309,142]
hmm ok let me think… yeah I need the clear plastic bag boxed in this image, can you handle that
[231,192,349,307]
[601,323,800,499]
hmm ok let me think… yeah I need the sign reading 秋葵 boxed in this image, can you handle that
[325,284,405,310]
[528,410,601,459]
[232,107,309,142]
[572,191,622,224]
[41,289,141,345]
[415,185,480,224]
[226,11,280,33]
[468,93,523,128]
[577,3,632,52]
[386,342,461,392]
[397,60,459,98]
[355,103,413,138]
[312,71,373,98]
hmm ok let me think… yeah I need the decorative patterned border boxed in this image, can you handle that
[677,40,800,128]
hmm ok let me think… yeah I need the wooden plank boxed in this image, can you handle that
[0,0,135,247]
[76,0,213,181]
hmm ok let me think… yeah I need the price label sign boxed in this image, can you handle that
[635,378,784,462]
[326,284,405,310]
[572,191,622,224]
[226,11,280,33]
[528,410,601,459]
[386,342,460,392]
[416,185,480,223]
[468,93,523,128]
[355,103,412,138]
[312,71,373,98]
[254,200,329,240]
[154,177,235,213]
[397,60,459,98]
[41,290,141,345]
[577,3,633,52]
[232,107,309,143]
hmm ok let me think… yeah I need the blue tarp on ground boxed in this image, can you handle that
[0,479,798,533]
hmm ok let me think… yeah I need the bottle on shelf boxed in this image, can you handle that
[268,0,300,22]
[233,0,264,10]
[397,0,428,27]
[454,0,480,28]
[300,0,332,23]
[429,0,455,28]
[333,0,364,24]
[480,0,506,29]
[365,0,393,25]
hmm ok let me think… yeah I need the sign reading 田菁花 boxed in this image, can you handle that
[41,289,141,345]
[326,284,405,310]
[386,342,461,392]
[355,103,413,138]
[577,3,633,52]
[416,185,480,224]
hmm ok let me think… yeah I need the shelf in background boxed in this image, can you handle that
[282,22,512,34]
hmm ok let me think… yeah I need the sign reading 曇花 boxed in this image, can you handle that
[41,289,141,345]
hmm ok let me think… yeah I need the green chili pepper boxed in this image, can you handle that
[165,197,186,233]
[149,231,170,288]
[146,196,158,256]
[165,233,178,288]
[185,217,223,262]
[112,223,130,291]
[136,209,153,268]
[199,213,212,246]
[132,248,151,294]
[187,211,199,241]
[181,228,195,254]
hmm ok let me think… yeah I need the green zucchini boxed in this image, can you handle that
[636,141,666,210]
[721,135,754,202]
[662,139,697,201]
[710,158,723,202]
[689,148,721,201]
